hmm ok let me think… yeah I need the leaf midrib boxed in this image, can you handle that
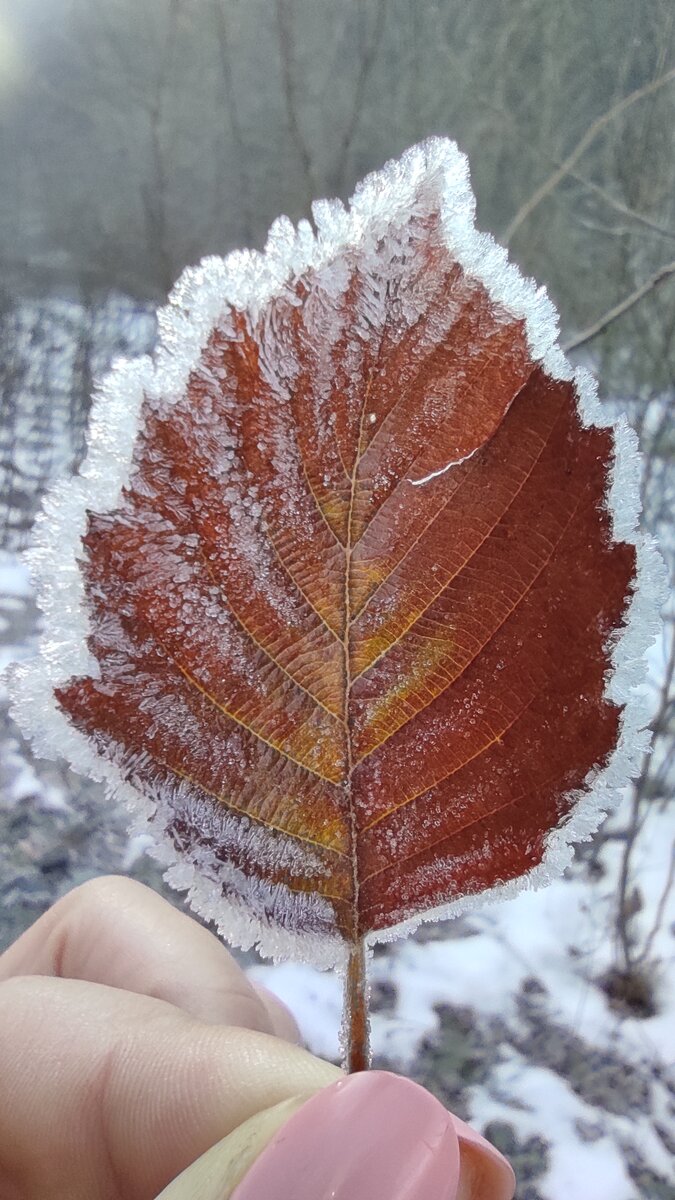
[343,369,376,939]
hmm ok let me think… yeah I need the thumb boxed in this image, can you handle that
[156,1071,516,1200]
[0,974,340,1200]
[154,1094,315,1200]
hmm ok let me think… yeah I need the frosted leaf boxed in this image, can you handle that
[8,138,665,973]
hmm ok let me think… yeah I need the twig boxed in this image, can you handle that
[563,261,675,352]
[143,0,181,292]
[615,634,675,972]
[334,0,387,191]
[276,0,316,207]
[567,170,675,242]
[503,67,675,244]
[213,0,253,245]
[641,395,674,512]
[616,791,643,972]
[634,842,675,967]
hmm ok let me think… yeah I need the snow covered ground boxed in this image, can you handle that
[1,544,673,1199]
[251,805,675,1199]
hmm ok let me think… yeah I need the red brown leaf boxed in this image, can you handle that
[11,141,663,1000]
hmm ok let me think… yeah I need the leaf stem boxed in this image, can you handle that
[344,938,370,1073]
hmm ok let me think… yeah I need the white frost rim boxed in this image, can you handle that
[8,137,667,971]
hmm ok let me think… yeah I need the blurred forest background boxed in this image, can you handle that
[0,2,673,1197]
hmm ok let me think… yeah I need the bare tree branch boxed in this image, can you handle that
[563,260,675,352]
[568,170,675,242]
[504,66,675,244]
[334,0,387,192]
[276,0,316,206]
[143,0,182,292]
[213,0,253,245]
[615,630,675,973]
[635,842,675,967]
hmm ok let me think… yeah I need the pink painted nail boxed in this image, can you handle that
[450,1114,516,1200]
[230,1070,461,1200]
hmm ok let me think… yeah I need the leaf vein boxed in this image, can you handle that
[359,770,562,893]
[361,699,533,834]
[154,755,348,860]
[197,544,342,719]
[355,488,581,768]
[352,385,565,684]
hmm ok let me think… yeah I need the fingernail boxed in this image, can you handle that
[450,1115,516,1200]
[230,1070,461,1200]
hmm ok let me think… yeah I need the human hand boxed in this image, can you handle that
[0,876,515,1200]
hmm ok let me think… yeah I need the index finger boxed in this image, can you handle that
[0,875,300,1039]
